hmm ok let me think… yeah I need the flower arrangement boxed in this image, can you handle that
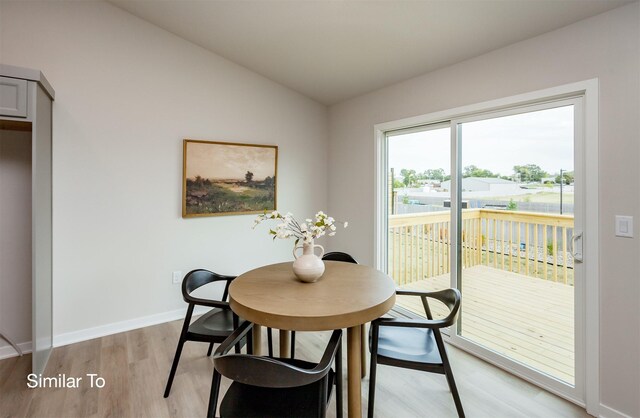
[253,210,348,245]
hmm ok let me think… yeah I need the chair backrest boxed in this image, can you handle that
[322,252,357,264]
[214,321,342,388]
[423,288,461,327]
[181,269,235,302]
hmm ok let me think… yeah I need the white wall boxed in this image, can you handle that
[0,130,32,354]
[328,3,639,417]
[0,1,328,339]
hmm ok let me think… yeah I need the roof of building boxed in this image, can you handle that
[465,177,515,184]
[442,177,516,185]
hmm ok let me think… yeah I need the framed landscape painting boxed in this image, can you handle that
[182,139,278,217]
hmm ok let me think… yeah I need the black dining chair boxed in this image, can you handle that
[208,321,343,418]
[322,251,358,264]
[266,251,358,359]
[368,288,464,418]
[163,269,251,398]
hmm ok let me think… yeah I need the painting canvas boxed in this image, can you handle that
[183,139,278,217]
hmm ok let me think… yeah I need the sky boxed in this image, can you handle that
[389,105,574,177]
[186,141,276,180]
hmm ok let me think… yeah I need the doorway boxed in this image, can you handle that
[376,82,599,408]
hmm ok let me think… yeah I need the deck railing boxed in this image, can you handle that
[388,209,575,287]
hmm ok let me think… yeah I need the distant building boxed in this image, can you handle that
[441,177,520,193]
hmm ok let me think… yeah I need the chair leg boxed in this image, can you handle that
[267,327,274,357]
[207,370,222,418]
[336,335,344,418]
[367,324,379,418]
[434,332,465,418]
[443,366,465,418]
[319,376,329,418]
[290,331,296,359]
[163,338,186,398]
[247,330,253,355]
[360,323,367,378]
[207,342,214,357]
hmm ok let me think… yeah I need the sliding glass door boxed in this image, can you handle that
[382,97,585,402]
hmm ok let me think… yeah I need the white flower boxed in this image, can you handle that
[344,222,348,228]
[253,210,347,244]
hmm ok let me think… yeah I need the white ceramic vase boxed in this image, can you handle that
[292,240,325,283]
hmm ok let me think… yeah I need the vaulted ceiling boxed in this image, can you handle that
[109,0,633,105]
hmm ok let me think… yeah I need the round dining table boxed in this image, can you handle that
[229,261,396,418]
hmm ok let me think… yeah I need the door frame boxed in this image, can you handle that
[373,79,599,414]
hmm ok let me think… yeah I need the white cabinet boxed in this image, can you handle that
[0,76,28,118]
[0,65,54,375]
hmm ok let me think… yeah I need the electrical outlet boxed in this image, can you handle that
[172,271,182,284]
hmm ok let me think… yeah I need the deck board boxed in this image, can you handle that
[396,265,575,384]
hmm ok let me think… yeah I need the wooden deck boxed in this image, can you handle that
[396,265,575,384]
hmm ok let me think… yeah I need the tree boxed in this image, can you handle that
[513,164,548,183]
[462,165,496,178]
[264,176,274,188]
[555,171,574,185]
[400,169,417,187]
[421,168,446,181]
[245,171,254,183]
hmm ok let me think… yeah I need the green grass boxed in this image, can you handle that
[186,182,274,214]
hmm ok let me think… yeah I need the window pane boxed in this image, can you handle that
[387,126,451,318]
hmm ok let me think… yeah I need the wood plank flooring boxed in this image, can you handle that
[0,319,587,417]
[397,265,575,384]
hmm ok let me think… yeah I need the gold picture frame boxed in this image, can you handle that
[182,139,278,218]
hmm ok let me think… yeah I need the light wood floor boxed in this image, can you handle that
[397,265,575,384]
[0,319,588,418]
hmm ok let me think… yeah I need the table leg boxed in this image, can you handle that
[360,323,367,378]
[279,330,291,358]
[252,324,262,356]
[347,325,362,418]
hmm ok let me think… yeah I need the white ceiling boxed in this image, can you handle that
[109,0,633,105]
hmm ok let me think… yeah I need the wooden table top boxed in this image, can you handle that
[229,261,396,331]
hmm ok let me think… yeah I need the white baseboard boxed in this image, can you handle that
[599,404,633,418]
[0,341,32,360]
[53,306,209,348]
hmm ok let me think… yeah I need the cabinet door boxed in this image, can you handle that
[0,77,28,118]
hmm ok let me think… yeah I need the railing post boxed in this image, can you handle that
[563,226,568,284]
[517,222,522,274]
[543,225,548,281]
[533,224,540,277]
[508,221,513,272]
[553,225,558,282]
